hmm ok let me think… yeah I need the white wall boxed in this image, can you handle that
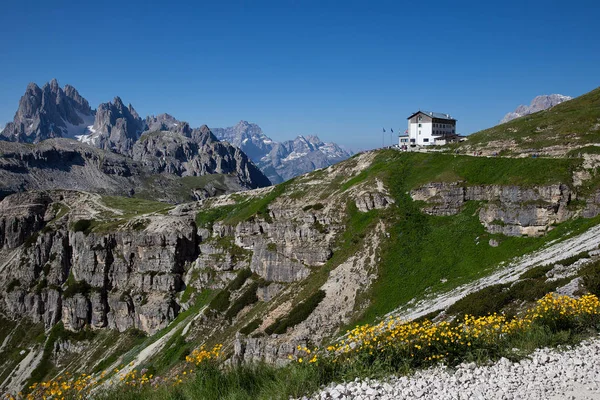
[408,121,433,146]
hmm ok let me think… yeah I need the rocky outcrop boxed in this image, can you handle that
[0,192,197,335]
[87,97,146,154]
[411,182,573,236]
[144,113,192,137]
[0,135,270,202]
[0,79,94,143]
[501,94,572,124]
[132,130,271,189]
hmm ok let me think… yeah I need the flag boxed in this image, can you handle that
[404,129,408,134]
[383,128,386,132]
[391,128,394,133]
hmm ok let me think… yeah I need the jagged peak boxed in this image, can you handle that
[26,82,40,92]
[112,96,124,107]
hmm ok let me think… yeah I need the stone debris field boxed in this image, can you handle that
[305,337,600,400]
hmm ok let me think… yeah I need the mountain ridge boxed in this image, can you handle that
[500,93,572,124]
[212,120,353,183]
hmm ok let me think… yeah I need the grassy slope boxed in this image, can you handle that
[462,86,600,150]
[348,150,591,325]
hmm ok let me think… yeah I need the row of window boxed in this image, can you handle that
[417,123,455,129]
[434,130,455,135]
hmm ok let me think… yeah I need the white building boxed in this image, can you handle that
[399,111,458,147]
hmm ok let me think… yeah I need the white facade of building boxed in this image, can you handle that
[399,111,457,147]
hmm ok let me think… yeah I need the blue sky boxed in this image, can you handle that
[0,0,598,151]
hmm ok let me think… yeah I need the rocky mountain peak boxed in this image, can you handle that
[213,121,352,184]
[49,78,60,91]
[90,97,146,154]
[0,80,94,143]
[501,94,572,124]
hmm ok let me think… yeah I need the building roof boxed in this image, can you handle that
[407,111,456,121]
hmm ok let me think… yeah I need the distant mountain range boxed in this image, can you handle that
[501,94,572,124]
[0,80,270,201]
[0,80,351,191]
[212,121,353,184]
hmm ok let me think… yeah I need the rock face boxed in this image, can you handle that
[410,182,573,236]
[0,79,94,143]
[85,97,146,154]
[0,138,268,202]
[213,121,352,183]
[0,81,272,201]
[500,94,572,124]
[144,113,192,137]
[0,191,195,335]
[132,129,271,189]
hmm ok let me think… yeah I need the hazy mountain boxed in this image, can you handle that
[501,94,572,124]
[0,80,271,200]
[213,120,353,183]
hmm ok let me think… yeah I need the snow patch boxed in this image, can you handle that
[61,111,95,139]
[283,151,308,162]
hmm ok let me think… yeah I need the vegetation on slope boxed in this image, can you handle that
[461,86,600,152]
[16,292,600,400]
[345,150,594,325]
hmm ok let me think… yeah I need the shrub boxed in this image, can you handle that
[519,265,553,280]
[558,251,590,266]
[7,279,21,292]
[266,243,277,252]
[447,284,511,317]
[582,260,600,296]
[72,219,94,234]
[266,290,326,335]
[208,290,231,313]
[227,269,253,292]
[302,203,324,212]
[63,280,92,298]
[240,318,262,335]
[225,283,259,321]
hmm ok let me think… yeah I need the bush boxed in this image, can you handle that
[227,269,252,292]
[558,251,590,266]
[447,284,511,317]
[240,318,262,335]
[582,260,600,296]
[519,265,553,280]
[266,290,326,335]
[72,219,94,234]
[225,283,259,321]
[208,290,231,313]
[266,243,277,252]
[63,280,92,298]
[7,279,21,292]
[302,203,324,212]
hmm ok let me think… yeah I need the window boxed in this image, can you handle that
[418,130,421,135]
[418,116,422,122]
[423,138,429,142]
[418,123,422,127]
[410,138,415,143]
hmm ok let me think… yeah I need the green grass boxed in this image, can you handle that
[102,196,173,216]
[350,150,600,326]
[95,307,600,400]
[462,86,600,151]
[194,179,296,228]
